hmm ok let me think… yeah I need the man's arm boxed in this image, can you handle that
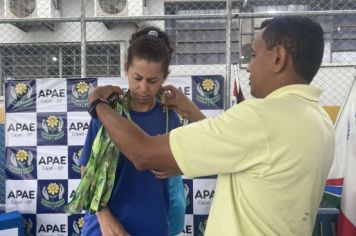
[94,102,181,173]
[88,86,182,174]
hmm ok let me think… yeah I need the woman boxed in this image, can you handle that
[79,26,185,236]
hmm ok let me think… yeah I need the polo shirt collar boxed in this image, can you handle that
[266,84,322,102]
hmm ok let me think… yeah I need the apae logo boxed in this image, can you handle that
[69,122,89,132]
[8,82,34,110]
[68,121,89,138]
[195,189,215,206]
[7,121,35,139]
[6,180,37,211]
[38,88,65,104]
[38,223,66,234]
[24,217,35,236]
[38,155,66,171]
[8,149,34,176]
[198,218,208,236]
[70,216,84,236]
[184,183,190,207]
[69,189,76,200]
[71,148,81,174]
[196,79,221,106]
[40,115,65,141]
[7,189,35,205]
[70,81,94,108]
[40,182,65,210]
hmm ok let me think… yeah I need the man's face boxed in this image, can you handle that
[246,30,275,98]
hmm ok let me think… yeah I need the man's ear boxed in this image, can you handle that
[273,45,288,73]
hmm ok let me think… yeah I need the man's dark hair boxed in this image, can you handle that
[261,16,324,83]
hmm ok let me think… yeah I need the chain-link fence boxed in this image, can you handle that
[0,0,355,209]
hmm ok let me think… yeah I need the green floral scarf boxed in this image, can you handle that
[65,93,169,215]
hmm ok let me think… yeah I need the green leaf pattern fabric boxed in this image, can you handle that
[65,94,131,215]
[65,94,169,215]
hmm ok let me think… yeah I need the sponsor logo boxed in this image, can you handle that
[40,115,65,141]
[40,182,65,210]
[8,82,34,110]
[183,179,193,214]
[68,121,89,138]
[70,81,94,108]
[71,216,84,236]
[8,149,34,176]
[183,224,193,235]
[7,123,35,132]
[177,86,191,96]
[71,148,81,174]
[68,147,82,179]
[7,189,35,205]
[69,122,89,132]
[39,155,66,171]
[195,189,215,206]
[184,183,191,207]
[70,189,76,200]
[38,88,65,104]
[198,218,208,236]
[6,180,37,211]
[38,224,67,234]
[7,122,36,139]
[24,218,34,236]
[6,114,37,144]
[196,78,221,106]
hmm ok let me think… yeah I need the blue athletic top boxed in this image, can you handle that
[79,101,185,236]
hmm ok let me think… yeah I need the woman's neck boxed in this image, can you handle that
[129,99,156,112]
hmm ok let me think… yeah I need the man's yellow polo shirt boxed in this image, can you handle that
[169,85,335,235]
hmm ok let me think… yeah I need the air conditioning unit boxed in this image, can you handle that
[4,0,61,19]
[95,0,145,17]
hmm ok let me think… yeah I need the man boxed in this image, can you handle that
[87,16,335,235]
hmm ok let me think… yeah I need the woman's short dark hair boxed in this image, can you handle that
[261,16,324,83]
[126,26,173,78]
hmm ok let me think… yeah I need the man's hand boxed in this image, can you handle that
[160,85,206,122]
[88,85,124,104]
[96,207,130,236]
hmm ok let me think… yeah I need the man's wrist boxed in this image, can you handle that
[88,97,108,118]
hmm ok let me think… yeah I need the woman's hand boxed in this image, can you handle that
[151,169,177,179]
[97,207,130,236]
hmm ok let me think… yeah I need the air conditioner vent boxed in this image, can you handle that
[9,0,36,18]
[98,0,127,15]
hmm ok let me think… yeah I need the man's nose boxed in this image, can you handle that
[246,63,251,73]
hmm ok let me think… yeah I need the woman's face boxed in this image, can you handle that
[126,57,166,111]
